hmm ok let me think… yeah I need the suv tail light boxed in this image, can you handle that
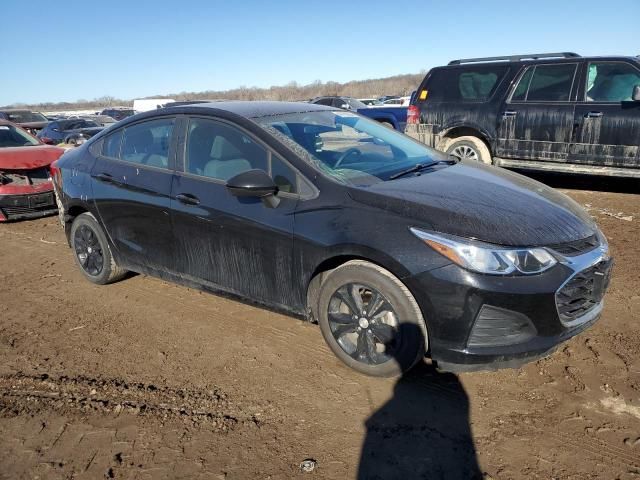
[407,105,420,125]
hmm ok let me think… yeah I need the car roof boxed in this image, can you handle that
[162,101,335,119]
[441,55,639,69]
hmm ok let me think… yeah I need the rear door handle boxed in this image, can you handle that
[502,110,518,117]
[584,111,603,118]
[175,193,201,206]
[94,172,116,183]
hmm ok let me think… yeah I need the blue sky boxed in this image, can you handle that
[1,0,637,105]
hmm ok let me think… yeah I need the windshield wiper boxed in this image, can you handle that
[388,158,457,180]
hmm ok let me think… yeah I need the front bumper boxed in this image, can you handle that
[404,245,612,372]
[0,190,57,221]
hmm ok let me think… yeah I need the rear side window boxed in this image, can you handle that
[512,64,577,102]
[426,65,509,101]
[102,129,123,158]
[121,118,174,168]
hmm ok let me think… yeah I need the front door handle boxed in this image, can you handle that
[584,111,603,118]
[175,193,201,206]
[502,110,518,117]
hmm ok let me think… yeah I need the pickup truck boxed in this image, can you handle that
[356,105,408,131]
[309,96,409,131]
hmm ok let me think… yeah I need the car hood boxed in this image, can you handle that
[0,145,66,169]
[348,161,597,246]
[65,127,104,136]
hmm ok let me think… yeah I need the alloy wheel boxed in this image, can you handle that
[327,283,400,365]
[451,145,479,161]
[74,225,104,276]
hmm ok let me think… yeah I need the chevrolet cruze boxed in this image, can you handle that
[52,102,612,376]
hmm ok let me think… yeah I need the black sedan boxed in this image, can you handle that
[52,102,612,376]
[38,119,104,145]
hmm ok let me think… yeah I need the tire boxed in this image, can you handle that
[443,136,492,165]
[317,260,427,377]
[69,212,127,285]
[380,121,395,130]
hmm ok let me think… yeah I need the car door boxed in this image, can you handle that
[170,115,304,308]
[570,60,640,168]
[496,62,580,162]
[90,116,177,271]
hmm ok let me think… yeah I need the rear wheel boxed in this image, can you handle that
[443,136,492,165]
[380,121,395,130]
[70,213,127,284]
[317,260,427,377]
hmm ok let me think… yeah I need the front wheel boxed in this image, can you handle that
[317,260,427,377]
[69,212,127,285]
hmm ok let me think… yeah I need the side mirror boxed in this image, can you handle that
[340,103,350,110]
[226,169,278,198]
[633,85,640,101]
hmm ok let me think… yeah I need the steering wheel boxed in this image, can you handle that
[334,148,362,168]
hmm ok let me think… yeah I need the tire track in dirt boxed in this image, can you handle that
[0,373,264,431]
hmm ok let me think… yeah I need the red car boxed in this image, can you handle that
[0,120,65,221]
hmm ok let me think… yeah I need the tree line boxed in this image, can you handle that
[3,72,426,111]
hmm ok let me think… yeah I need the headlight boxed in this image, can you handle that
[410,228,557,275]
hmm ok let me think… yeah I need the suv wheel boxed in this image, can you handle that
[70,212,127,285]
[444,136,492,165]
[317,260,427,377]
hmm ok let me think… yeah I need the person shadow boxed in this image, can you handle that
[357,323,482,480]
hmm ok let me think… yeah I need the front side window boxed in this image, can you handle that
[257,110,448,186]
[185,118,268,180]
[185,117,299,192]
[513,64,577,102]
[120,118,174,168]
[586,62,640,102]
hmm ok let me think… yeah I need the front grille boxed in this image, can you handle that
[0,192,56,219]
[556,260,612,324]
[549,235,599,256]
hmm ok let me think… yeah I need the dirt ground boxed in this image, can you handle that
[1,173,639,480]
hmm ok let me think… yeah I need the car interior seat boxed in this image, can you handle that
[187,124,217,175]
[122,128,153,163]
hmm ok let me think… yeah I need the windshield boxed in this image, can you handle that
[256,111,448,185]
[6,111,47,123]
[0,124,40,147]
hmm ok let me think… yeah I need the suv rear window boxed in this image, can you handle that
[511,64,577,102]
[426,65,509,101]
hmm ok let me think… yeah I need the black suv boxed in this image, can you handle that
[406,52,640,177]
